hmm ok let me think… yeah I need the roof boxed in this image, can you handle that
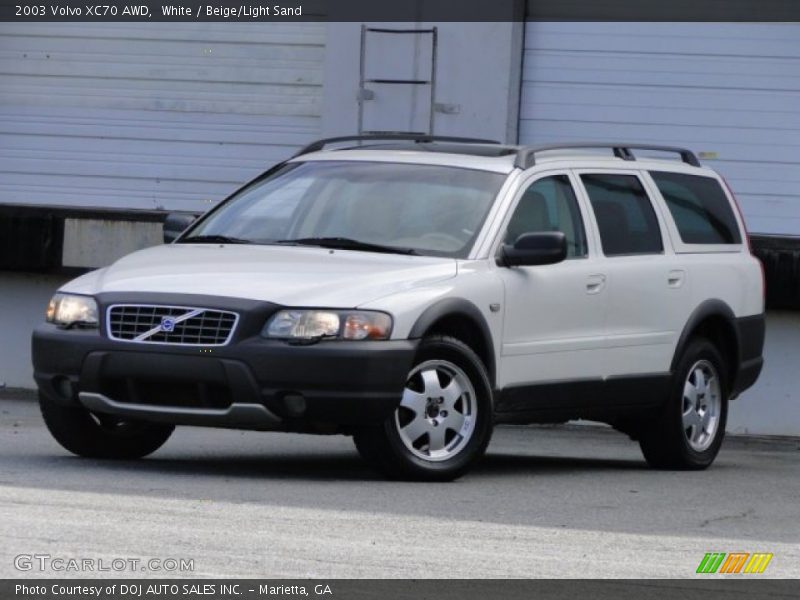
[331,141,519,158]
[287,136,711,176]
[289,146,520,174]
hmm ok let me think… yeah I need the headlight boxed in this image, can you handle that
[46,293,98,328]
[263,310,392,341]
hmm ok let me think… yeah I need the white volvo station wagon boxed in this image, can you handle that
[33,135,765,481]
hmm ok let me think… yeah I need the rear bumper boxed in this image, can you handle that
[32,324,417,431]
[731,313,765,398]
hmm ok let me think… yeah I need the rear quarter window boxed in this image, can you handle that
[650,172,742,245]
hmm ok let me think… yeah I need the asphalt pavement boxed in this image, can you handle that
[1,395,798,578]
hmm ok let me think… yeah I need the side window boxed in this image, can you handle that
[581,173,663,256]
[650,172,742,244]
[504,175,588,258]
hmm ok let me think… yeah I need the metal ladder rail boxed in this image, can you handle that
[358,26,439,136]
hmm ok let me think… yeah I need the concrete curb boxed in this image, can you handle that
[0,387,37,401]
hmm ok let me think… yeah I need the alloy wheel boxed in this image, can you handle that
[682,359,722,452]
[395,359,477,462]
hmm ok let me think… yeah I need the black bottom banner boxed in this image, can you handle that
[4,580,798,600]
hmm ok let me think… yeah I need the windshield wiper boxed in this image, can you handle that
[179,234,251,244]
[276,237,418,255]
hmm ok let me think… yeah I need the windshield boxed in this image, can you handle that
[181,161,506,258]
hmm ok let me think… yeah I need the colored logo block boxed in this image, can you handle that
[697,552,773,574]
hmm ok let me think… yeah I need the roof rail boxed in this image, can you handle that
[293,134,500,157]
[514,143,701,169]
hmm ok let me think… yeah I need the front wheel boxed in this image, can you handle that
[354,336,494,481]
[639,338,728,469]
[39,393,174,459]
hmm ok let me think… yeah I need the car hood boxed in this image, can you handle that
[63,243,458,307]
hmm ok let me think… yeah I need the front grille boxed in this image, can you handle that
[107,304,238,346]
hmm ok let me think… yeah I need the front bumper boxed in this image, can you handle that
[32,311,417,432]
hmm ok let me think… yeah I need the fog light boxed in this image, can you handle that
[53,376,74,401]
[283,393,306,417]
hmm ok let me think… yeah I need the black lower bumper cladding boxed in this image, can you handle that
[32,293,416,432]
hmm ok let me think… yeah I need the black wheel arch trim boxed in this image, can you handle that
[408,298,496,386]
[671,299,738,374]
[670,299,765,398]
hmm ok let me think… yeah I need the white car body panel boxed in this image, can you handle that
[361,260,504,351]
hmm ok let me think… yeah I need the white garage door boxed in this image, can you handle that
[519,22,800,236]
[0,23,325,211]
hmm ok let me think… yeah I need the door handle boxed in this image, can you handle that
[668,269,686,288]
[586,274,606,294]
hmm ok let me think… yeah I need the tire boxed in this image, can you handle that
[639,337,729,470]
[353,335,494,481]
[39,393,174,459]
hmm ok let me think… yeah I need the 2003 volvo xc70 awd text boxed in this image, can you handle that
[33,135,765,481]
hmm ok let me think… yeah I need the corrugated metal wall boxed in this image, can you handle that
[0,23,325,212]
[519,22,800,236]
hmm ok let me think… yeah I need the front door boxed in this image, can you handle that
[496,172,608,397]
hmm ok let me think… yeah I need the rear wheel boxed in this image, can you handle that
[39,393,174,459]
[354,335,493,481]
[639,338,728,469]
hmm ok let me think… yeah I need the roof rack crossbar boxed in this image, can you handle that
[514,143,701,169]
[293,134,500,158]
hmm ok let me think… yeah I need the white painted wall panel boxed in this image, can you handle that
[0,23,326,211]
[320,22,524,143]
[520,22,800,235]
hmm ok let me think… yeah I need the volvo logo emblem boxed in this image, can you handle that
[159,317,176,333]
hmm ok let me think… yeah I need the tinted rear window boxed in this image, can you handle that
[581,174,663,256]
[650,172,742,244]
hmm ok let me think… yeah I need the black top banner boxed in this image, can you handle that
[2,0,800,22]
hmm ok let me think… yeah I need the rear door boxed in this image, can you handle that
[645,168,762,329]
[575,170,691,377]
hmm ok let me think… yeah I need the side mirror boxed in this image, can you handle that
[163,213,197,243]
[499,231,567,267]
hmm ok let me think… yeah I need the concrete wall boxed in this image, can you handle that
[0,272,71,389]
[62,218,163,269]
[727,311,800,436]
